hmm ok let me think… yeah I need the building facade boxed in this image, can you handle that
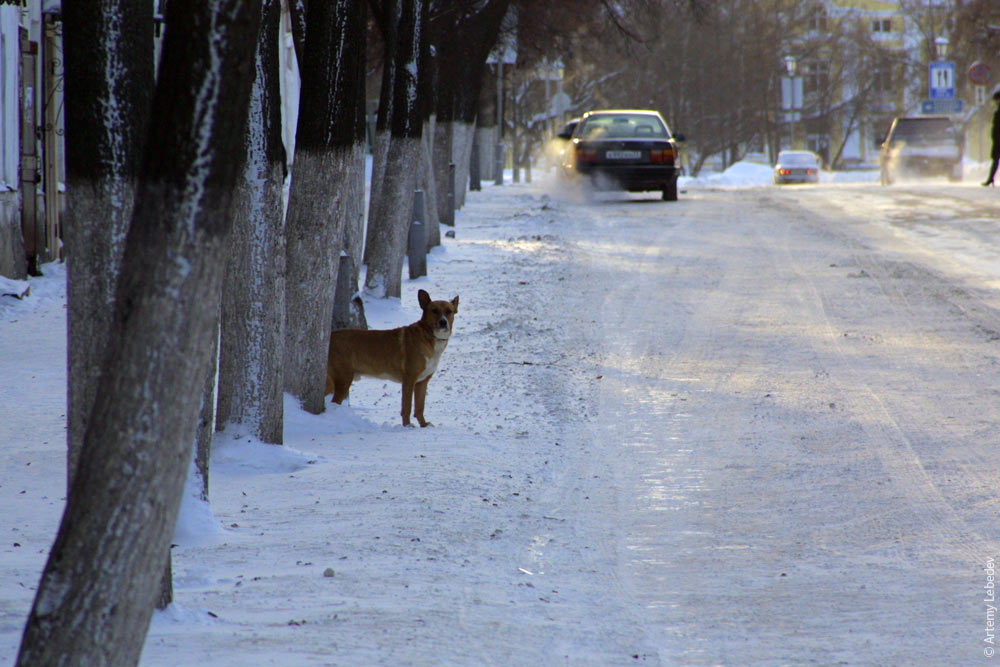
[786,0,997,169]
[0,0,62,279]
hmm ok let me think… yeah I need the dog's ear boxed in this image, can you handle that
[451,296,459,312]
[418,289,430,309]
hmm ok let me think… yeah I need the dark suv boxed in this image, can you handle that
[879,116,963,185]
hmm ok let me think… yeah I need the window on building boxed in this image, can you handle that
[872,59,895,96]
[803,61,829,94]
[808,6,828,32]
[872,19,893,33]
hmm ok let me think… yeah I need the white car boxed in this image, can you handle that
[773,150,821,185]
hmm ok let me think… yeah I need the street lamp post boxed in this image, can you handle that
[781,55,802,149]
[935,36,949,60]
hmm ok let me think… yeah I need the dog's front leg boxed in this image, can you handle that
[400,379,414,427]
[414,376,432,427]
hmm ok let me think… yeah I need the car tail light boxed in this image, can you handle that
[779,168,791,175]
[577,147,597,163]
[649,148,675,164]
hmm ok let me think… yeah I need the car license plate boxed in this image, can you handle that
[605,150,641,160]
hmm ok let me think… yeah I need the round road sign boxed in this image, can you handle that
[969,61,992,86]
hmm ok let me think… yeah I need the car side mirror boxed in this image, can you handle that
[673,133,686,142]
[557,131,572,140]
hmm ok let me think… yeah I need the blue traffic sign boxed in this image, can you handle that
[929,61,955,99]
[921,99,963,114]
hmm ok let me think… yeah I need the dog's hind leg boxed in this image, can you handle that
[413,376,432,427]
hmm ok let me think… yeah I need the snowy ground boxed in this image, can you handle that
[2,162,1000,665]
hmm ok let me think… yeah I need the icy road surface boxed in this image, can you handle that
[2,177,999,665]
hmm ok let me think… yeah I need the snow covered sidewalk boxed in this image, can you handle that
[1,180,654,665]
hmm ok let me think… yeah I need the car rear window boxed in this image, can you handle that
[890,118,957,142]
[779,152,818,166]
[578,114,668,139]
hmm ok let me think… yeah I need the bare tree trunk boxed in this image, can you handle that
[363,0,426,298]
[419,116,440,248]
[62,0,153,491]
[16,1,260,664]
[284,0,367,414]
[218,0,286,444]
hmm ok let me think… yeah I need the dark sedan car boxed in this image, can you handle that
[558,109,684,201]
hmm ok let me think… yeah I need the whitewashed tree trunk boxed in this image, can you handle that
[364,137,420,297]
[364,128,390,264]
[283,0,367,414]
[344,142,367,276]
[431,119,453,225]
[218,0,285,444]
[452,120,476,209]
[419,117,440,248]
[62,0,153,490]
[474,123,495,182]
[284,149,351,413]
[16,1,260,663]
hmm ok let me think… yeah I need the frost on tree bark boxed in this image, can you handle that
[363,0,426,299]
[284,0,367,414]
[218,0,286,445]
[61,0,153,490]
[16,2,261,665]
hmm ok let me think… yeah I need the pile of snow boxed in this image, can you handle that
[683,160,775,186]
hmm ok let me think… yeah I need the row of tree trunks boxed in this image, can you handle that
[16,1,262,664]
[19,1,512,660]
[428,0,510,226]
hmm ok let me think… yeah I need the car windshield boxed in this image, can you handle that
[778,152,818,166]
[577,114,668,139]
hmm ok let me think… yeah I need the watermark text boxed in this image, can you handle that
[985,558,996,657]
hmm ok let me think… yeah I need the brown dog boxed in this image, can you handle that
[325,289,459,427]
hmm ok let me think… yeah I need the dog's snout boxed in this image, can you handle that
[438,317,449,330]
